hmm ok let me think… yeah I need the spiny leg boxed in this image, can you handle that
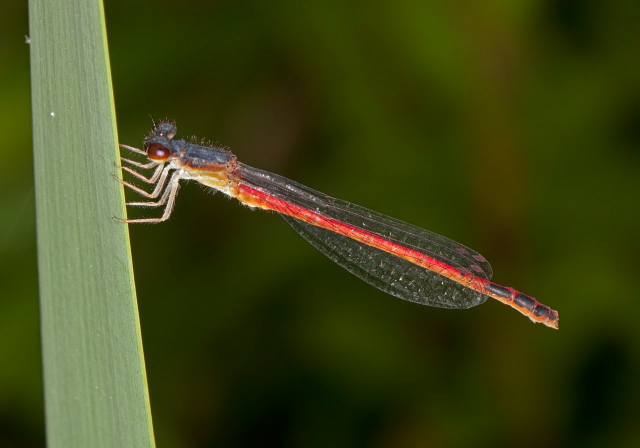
[119,157,157,169]
[126,170,181,207]
[114,164,174,199]
[119,143,147,156]
[116,162,164,183]
[113,174,182,224]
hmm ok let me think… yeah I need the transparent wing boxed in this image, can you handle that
[238,164,492,309]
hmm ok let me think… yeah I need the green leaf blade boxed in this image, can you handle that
[29,0,155,446]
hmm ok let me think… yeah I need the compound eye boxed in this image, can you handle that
[147,143,171,162]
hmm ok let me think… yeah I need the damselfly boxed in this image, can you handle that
[115,122,559,329]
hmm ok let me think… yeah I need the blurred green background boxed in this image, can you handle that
[3,0,640,447]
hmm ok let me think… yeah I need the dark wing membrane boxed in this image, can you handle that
[237,164,492,309]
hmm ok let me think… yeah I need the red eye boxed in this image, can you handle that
[147,143,171,162]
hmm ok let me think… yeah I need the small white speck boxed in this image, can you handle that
[50,112,55,117]
[25,35,31,44]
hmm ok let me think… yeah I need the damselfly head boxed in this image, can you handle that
[144,121,178,162]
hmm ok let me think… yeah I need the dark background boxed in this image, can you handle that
[2,0,640,447]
